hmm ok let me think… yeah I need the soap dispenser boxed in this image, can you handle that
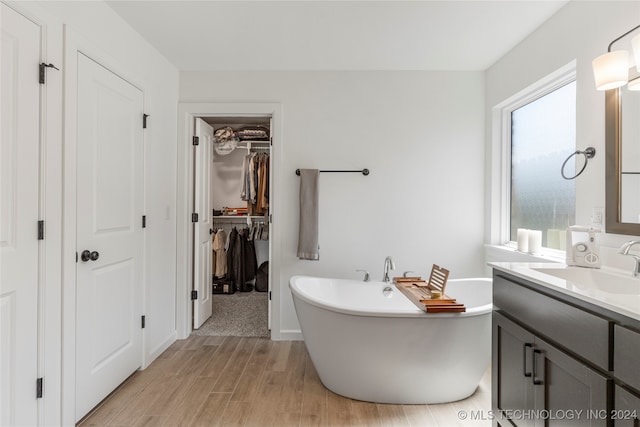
[566,225,601,268]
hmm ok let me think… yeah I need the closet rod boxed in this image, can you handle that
[295,168,370,176]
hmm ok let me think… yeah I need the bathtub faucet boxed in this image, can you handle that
[383,256,396,282]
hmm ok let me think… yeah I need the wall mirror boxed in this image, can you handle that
[605,66,640,235]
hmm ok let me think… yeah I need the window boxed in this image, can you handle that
[510,81,576,250]
[491,61,577,252]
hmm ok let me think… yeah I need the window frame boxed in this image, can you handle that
[490,60,577,252]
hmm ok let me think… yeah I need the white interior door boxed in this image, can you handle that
[75,53,144,421]
[0,5,41,426]
[192,118,213,329]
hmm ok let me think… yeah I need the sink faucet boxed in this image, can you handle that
[618,241,640,277]
[383,256,396,282]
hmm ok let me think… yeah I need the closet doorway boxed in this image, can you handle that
[178,103,281,340]
[197,116,271,336]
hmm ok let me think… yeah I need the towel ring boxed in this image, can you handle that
[561,147,596,180]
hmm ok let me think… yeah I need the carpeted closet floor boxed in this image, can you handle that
[191,291,270,337]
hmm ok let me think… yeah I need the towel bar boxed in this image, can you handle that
[295,168,369,176]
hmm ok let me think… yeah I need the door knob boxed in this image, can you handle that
[80,250,100,262]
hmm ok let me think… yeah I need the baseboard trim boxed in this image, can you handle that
[144,331,177,368]
[275,330,303,341]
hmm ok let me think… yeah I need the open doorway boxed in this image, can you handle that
[176,102,282,340]
[192,115,272,337]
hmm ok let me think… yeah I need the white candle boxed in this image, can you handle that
[528,230,542,255]
[517,229,529,252]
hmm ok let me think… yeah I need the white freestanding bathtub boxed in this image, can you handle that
[289,275,492,404]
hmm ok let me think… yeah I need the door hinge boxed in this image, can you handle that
[192,136,199,146]
[192,213,199,223]
[38,220,44,240]
[76,252,78,263]
[141,315,146,329]
[143,114,150,129]
[269,291,272,301]
[269,214,272,224]
[39,63,59,84]
[142,215,146,228]
[191,290,198,300]
[36,378,43,398]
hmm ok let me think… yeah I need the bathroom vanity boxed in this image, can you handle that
[490,263,640,427]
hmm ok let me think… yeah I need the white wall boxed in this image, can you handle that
[485,0,640,269]
[7,1,179,423]
[32,0,179,363]
[180,71,485,334]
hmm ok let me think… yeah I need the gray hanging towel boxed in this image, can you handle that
[297,169,320,260]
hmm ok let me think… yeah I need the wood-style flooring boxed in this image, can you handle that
[78,335,491,426]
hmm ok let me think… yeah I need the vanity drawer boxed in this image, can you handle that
[494,273,611,370]
[615,325,640,392]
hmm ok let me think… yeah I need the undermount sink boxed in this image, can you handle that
[532,267,640,295]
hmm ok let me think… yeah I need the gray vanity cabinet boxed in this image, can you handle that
[615,386,640,427]
[493,312,608,427]
[614,325,640,426]
[614,325,640,392]
[531,336,608,427]
[493,312,535,427]
[492,272,613,427]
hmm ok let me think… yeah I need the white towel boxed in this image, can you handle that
[297,169,320,260]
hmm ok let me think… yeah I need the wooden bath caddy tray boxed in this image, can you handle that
[393,265,466,313]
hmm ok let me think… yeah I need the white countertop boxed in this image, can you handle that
[489,262,640,323]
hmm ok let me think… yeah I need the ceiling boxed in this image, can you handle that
[106,0,569,71]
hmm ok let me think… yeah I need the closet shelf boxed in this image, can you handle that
[213,215,267,222]
[235,140,271,152]
[237,140,270,146]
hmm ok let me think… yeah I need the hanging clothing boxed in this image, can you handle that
[241,152,270,216]
[229,228,257,292]
[249,154,257,204]
[256,155,268,214]
[240,155,249,201]
[212,229,227,278]
[212,230,219,274]
[226,227,238,281]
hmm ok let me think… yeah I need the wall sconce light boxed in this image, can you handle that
[592,24,640,91]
